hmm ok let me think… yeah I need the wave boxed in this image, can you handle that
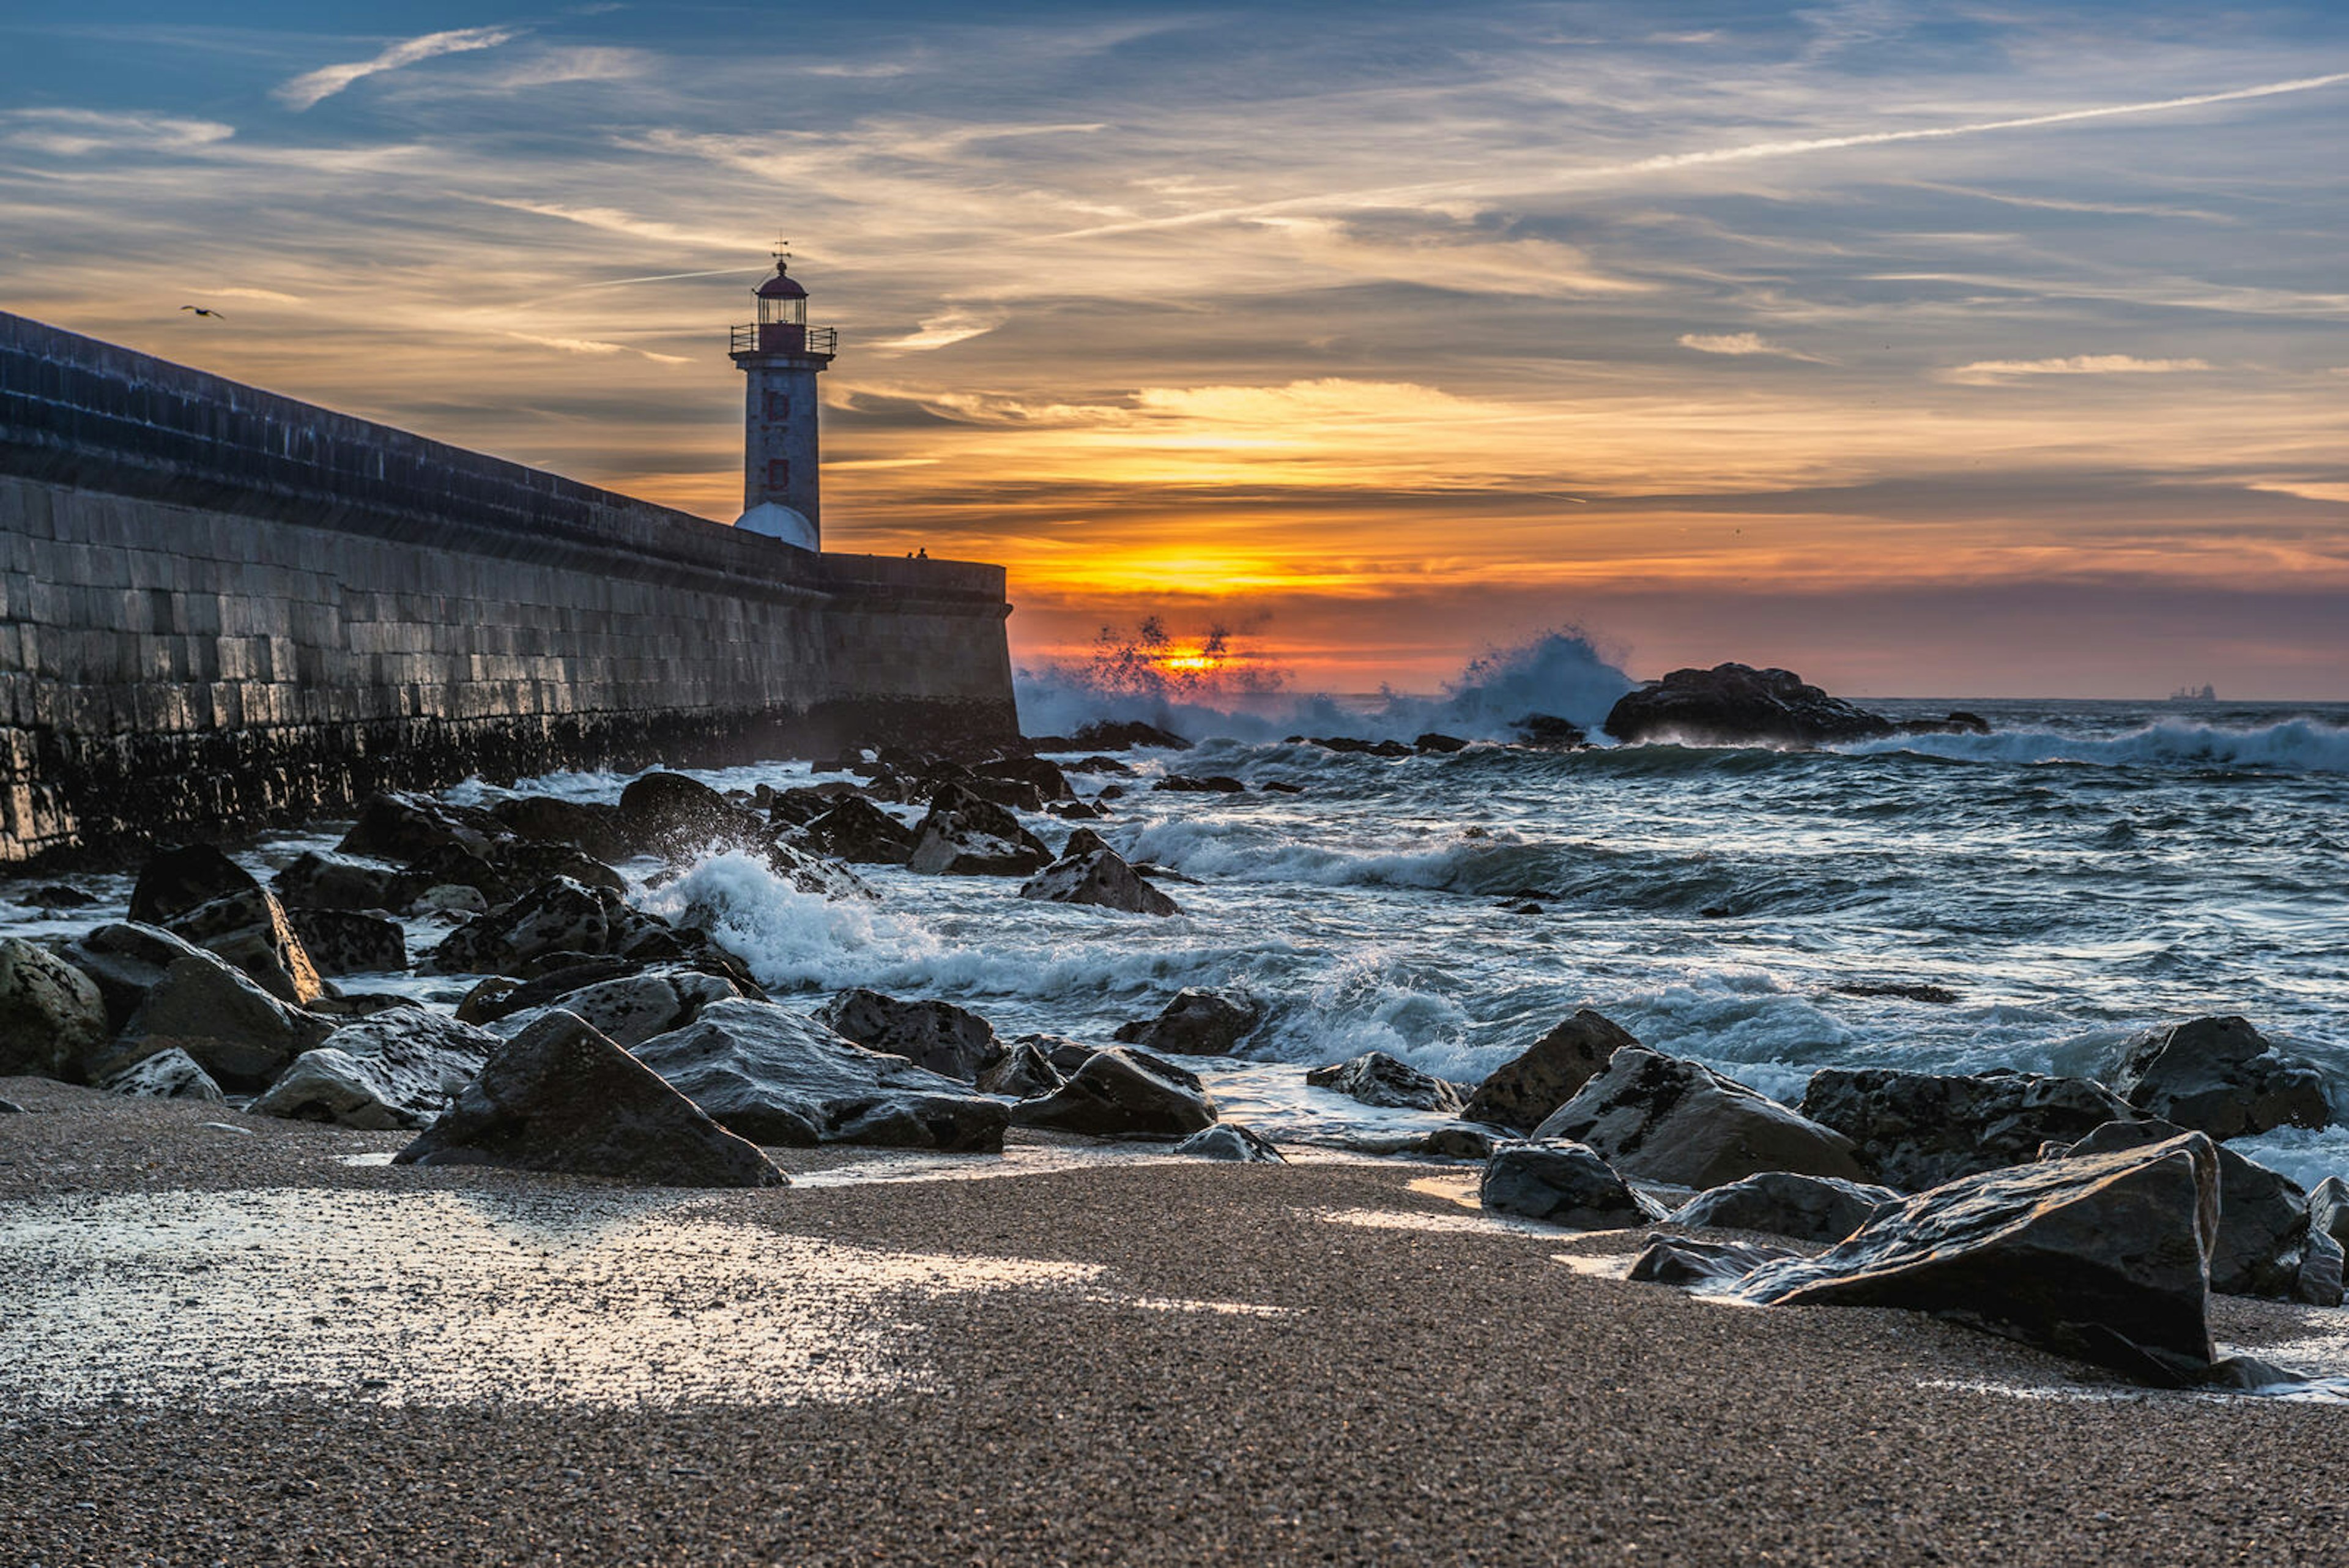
[1841,717,2349,774]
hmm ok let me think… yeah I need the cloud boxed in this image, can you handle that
[874,308,1009,353]
[504,332,691,365]
[276,27,523,111]
[1678,332,1832,363]
[1940,355,2214,385]
[0,109,232,156]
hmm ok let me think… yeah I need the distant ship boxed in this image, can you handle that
[2168,683,2217,703]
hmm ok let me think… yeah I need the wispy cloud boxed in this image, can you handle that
[875,308,1009,353]
[276,26,523,111]
[1679,332,1832,363]
[0,109,231,156]
[503,331,690,365]
[1940,355,2214,386]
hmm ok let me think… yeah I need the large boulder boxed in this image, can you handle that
[1459,1010,1639,1133]
[160,886,324,1005]
[1480,1140,1663,1227]
[1017,831,1181,916]
[127,844,259,926]
[272,851,423,913]
[1176,1123,1286,1163]
[1113,988,1261,1056]
[100,953,335,1090]
[100,1047,223,1103]
[1534,1047,1866,1189]
[509,968,744,1050]
[2104,1016,2331,1141]
[1665,1171,1899,1244]
[618,771,762,858]
[249,1008,500,1129]
[905,783,1052,876]
[632,999,1008,1151]
[1603,663,1894,748]
[426,877,632,975]
[1731,1132,2222,1381]
[287,907,407,975]
[0,937,109,1080]
[1798,1067,2138,1192]
[1305,1051,1468,1113]
[395,1010,785,1187]
[2055,1118,2314,1299]
[976,754,1075,802]
[339,791,504,863]
[812,989,1002,1083]
[1008,1047,1219,1139]
[488,795,636,864]
[56,923,215,1031]
[793,797,919,866]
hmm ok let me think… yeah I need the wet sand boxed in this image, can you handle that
[6,1076,2348,1566]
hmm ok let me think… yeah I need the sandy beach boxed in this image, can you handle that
[7,1077,2347,1567]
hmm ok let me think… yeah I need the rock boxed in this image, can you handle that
[976,754,1074,801]
[1666,1171,1900,1243]
[1480,1140,1663,1227]
[426,877,626,975]
[56,922,215,1030]
[1628,1236,1795,1287]
[904,783,1052,877]
[1258,781,1304,796]
[812,989,1003,1082]
[1535,1047,1868,1188]
[394,1010,785,1187]
[1894,712,1993,736]
[249,1008,499,1129]
[1069,719,1190,751]
[1009,1047,1219,1138]
[488,795,636,864]
[270,850,421,913]
[1459,1010,1642,1134]
[975,1038,1063,1098]
[339,791,503,863]
[1305,1052,1468,1113]
[633,998,1008,1151]
[2058,1118,2311,1299]
[1017,833,1182,916]
[102,954,335,1090]
[962,776,1046,812]
[2299,1228,2347,1309]
[127,843,261,926]
[1414,733,1469,754]
[2311,1176,2349,1252]
[510,968,744,1050]
[1176,1123,1286,1162]
[1798,1067,2139,1191]
[1831,982,1960,1005]
[0,1099,20,1112]
[0,936,109,1080]
[2105,1015,2330,1141]
[1734,1132,2222,1381]
[1061,756,1135,776]
[1112,988,1261,1056]
[160,886,324,1005]
[1510,715,1586,749]
[100,1046,223,1102]
[417,883,490,918]
[23,883,97,909]
[1410,1125,1497,1161]
[793,797,918,865]
[1603,663,1895,748]
[287,907,407,975]
[1154,774,1248,793]
[492,841,631,898]
[618,771,762,858]
[751,837,875,902]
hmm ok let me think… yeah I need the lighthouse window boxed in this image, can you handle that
[766,459,790,489]
[764,392,792,422]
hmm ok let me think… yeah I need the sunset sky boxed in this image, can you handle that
[3,2,2345,696]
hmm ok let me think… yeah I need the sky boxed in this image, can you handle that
[2,2,2346,698]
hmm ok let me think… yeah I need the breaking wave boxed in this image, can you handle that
[1843,718,2349,773]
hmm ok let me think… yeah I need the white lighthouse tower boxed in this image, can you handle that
[729,247,834,551]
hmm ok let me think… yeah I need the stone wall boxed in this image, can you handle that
[0,310,1017,864]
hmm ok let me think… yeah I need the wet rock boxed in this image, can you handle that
[102,953,335,1091]
[2311,1176,2349,1254]
[1798,1066,2139,1192]
[505,968,745,1050]
[1009,1047,1219,1139]
[416,883,490,918]
[812,989,1003,1083]
[1666,1171,1900,1243]
[1460,1009,1641,1134]
[272,851,422,913]
[287,908,407,975]
[1018,831,1182,917]
[1305,1051,1468,1113]
[962,776,1046,813]
[618,771,762,858]
[2299,1228,2347,1309]
[339,792,503,863]
[100,1046,223,1102]
[765,784,859,830]
[395,1009,785,1187]
[250,1008,499,1129]
[488,795,636,864]
[976,754,1075,801]
[1629,1236,1795,1287]
[1414,733,1469,754]
[1510,715,1586,749]
[905,783,1053,876]
[757,838,878,901]
[0,936,109,1080]
[24,883,97,910]
[1603,663,1895,748]
[158,885,324,1006]
[127,844,261,926]
[976,1038,1063,1098]
[1831,981,1960,1005]
[1535,1047,1867,1188]
[1735,1132,2222,1381]
[1069,719,1190,752]
[2105,1014,2330,1141]
[495,841,630,898]
[1154,774,1248,793]
[1178,1123,1286,1163]
[633,998,1006,1151]
[1259,781,1304,796]
[1480,1140,1663,1227]
[1051,799,1105,820]
[1113,988,1261,1056]
[792,797,918,865]
[0,1099,20,1112]
[1893,712,1993,736]
[426,877,628,975]
[2058,1118,2311,1299]
[1411,1125,1497,1161]
[57,922,215,1030]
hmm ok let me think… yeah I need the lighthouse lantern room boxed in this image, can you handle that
[729,247,835,551]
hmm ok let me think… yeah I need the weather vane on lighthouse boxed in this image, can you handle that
[729,242,835,551]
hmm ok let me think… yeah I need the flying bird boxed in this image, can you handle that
[179,305,225,319]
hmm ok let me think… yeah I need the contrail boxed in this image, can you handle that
[568,267,761,291]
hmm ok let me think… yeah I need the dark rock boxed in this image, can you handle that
[1305,1052,1468,1113]
[1061,755,1136,776]
[426,877,628,975]
[506,968,744,1050]
[813,989,1003,1082]
[1629,1236,1795,1287]
[905,783,1053,876]
[755,838,876,901]
[1096,785,1127,803]
[1113,988,1261,1056]
[495,841,630,898]
[2106,1015,2331,1141]
[127,844,259,926]
[1480,1139,1663,1227]
[633,998,1006,1151]
[1832,982,1960,1005]
[250,1008,500,1129]
[1050,799,1105,820]
[2059,1118,2311,1299]
[1154,775,1248,793]
[23,883,97,909]
[1666,1171,1901,1243]
[1510,715,1586,749]
[765,784,857,830]
[161,886,324,1005]
[1499,901,1543,916]
[1018,833,1182,916]
[1414,733,1469,754]
[1894,712,1994,736]
[1798,1066,2139,1191]
[976,754,1074,801]
[2299,1228,2346,1309]
[340,792,503,863]
[1069,720,1190,752]
[102,953,335,1090]
[2311,1176,2349,1254]
[0,936,109,1080]
[1008,1047,1219,1138]
[793,797,919,865]
[1535,1047,1868,1189]
[1259,781,1304,796]
[1411,1125,1497,1161]
[963,776,1045,812]
[100,1046,223,1102]
[0,1099,20,1112]
[618,771,763,858]
[1312,736,1374,754]
[1459,1009,1640,1134]
[975,1038,1063,1098]
[395,1009,785,1187]
[288,907,407,975]
[57,921,215,1031]
[1176,1123,1285,1162]
[1603,663,1894,748]
[488,795,636,863]
[272,851,423,913]
[1734,1132,2222,1381]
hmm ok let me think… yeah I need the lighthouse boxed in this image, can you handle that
[729,249,835,551]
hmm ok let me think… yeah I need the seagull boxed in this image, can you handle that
[179,305,225,319]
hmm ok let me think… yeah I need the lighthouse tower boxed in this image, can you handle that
[729,248,835,551]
